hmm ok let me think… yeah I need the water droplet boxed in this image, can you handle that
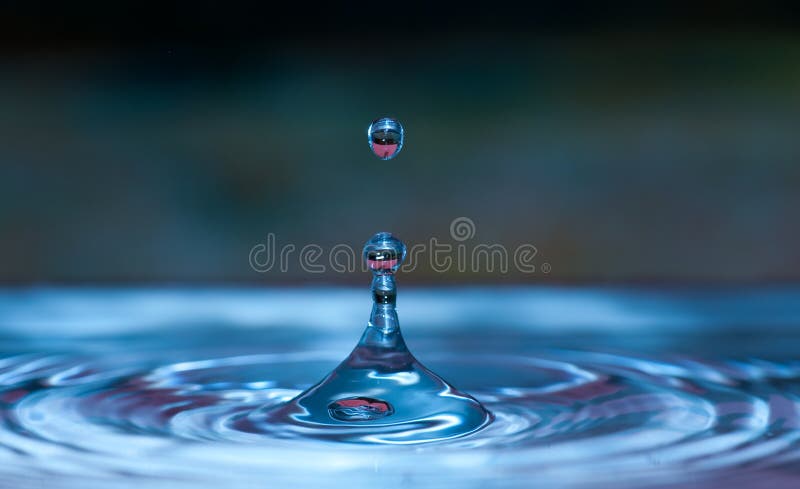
[328,397,394,421]
[364,231,406,274]
[368,117,404,160]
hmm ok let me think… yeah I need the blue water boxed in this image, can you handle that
[1,286,800,488]
[260,232,491,444]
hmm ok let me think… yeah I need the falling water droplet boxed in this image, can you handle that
[368,117,404,160]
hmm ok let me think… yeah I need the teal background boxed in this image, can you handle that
[1,6,798,282]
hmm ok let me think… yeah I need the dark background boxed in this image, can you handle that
[1,3,799,283]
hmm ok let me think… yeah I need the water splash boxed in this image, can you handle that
[245,232,492,443]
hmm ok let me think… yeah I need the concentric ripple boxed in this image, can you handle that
[1,349,800,488]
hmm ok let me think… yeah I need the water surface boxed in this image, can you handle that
[1,286,799,488]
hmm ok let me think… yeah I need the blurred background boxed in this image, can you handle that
[1,3,799,284]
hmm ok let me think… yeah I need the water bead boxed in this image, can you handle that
[363,231,406,274]
[368,117,404,160]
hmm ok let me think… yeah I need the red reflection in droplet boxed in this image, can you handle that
[367,258,398,270]
[371,143,398,159]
